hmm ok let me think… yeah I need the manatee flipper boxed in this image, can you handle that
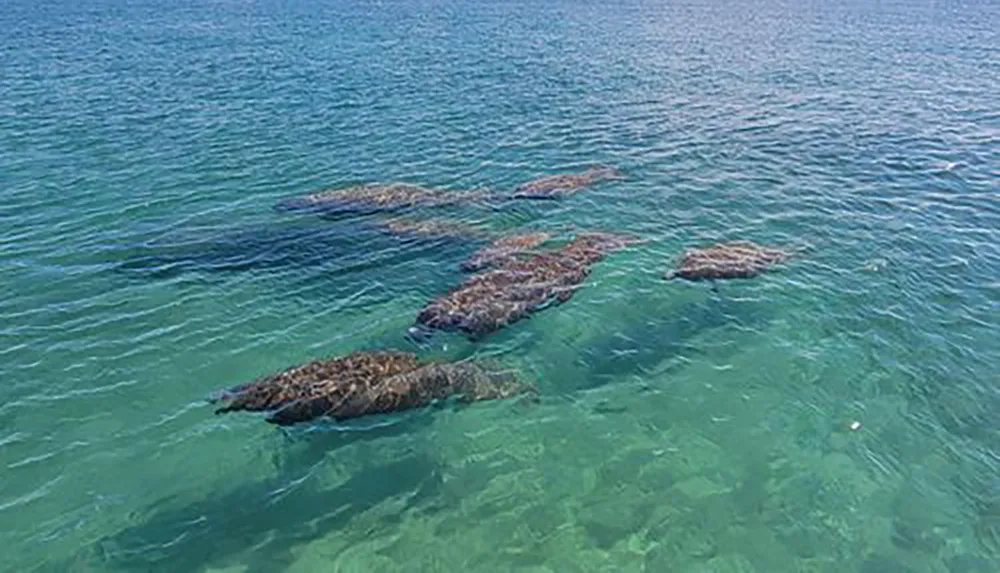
[406,324,436,347]
[556,288,577,303]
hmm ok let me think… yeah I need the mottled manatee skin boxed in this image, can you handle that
[512,166,626,199]
[415,233,640,339]
[276,184,491,215]
[459,232,552,272]
[212,351,532,425]
[664,241,791,281]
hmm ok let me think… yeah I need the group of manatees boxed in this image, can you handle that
[211,166,797,427]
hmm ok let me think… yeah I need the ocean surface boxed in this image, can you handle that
[2,0,999,571]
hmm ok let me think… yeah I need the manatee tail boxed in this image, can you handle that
[786,241,813,258]
[597,164,628,181]
[273,196,317,213]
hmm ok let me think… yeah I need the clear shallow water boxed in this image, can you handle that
[2,0,999,570]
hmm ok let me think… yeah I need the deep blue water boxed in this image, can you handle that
[2,0,999,571]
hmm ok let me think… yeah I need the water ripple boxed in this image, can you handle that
[2,0,999,571]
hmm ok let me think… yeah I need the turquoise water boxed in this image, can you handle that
[2,0,999,570]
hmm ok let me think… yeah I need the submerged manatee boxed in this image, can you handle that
[276,183,491,215]
[412,233,641,340]
[378,216,487,241]
[511,166,626,199]
[212,350,531,426]
[460,232,552,272]
[663,240,792,282]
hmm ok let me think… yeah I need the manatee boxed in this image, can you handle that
[663,240,791,282]
[460,232,552,272]
[412,233,641,340]
[275,183,491,215]
[511,166,626,200]
[211,350,531,426]
[377,216,487,241]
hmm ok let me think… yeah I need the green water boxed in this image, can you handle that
[2,0,998,571]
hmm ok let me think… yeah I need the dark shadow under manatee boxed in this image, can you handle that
[114,217,482,280]
[571,293,774,394]
[109,187,577,293]
[70,437,444,573]
[107,218,490,317]
[52,385,538,573]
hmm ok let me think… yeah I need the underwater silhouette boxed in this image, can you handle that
[460,232,552,272]
[77,454,444,573]
[377,216,488,241]
[511,166,626,200]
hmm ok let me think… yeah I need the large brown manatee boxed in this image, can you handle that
[411,233,641,340]
[211,350,532,426]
